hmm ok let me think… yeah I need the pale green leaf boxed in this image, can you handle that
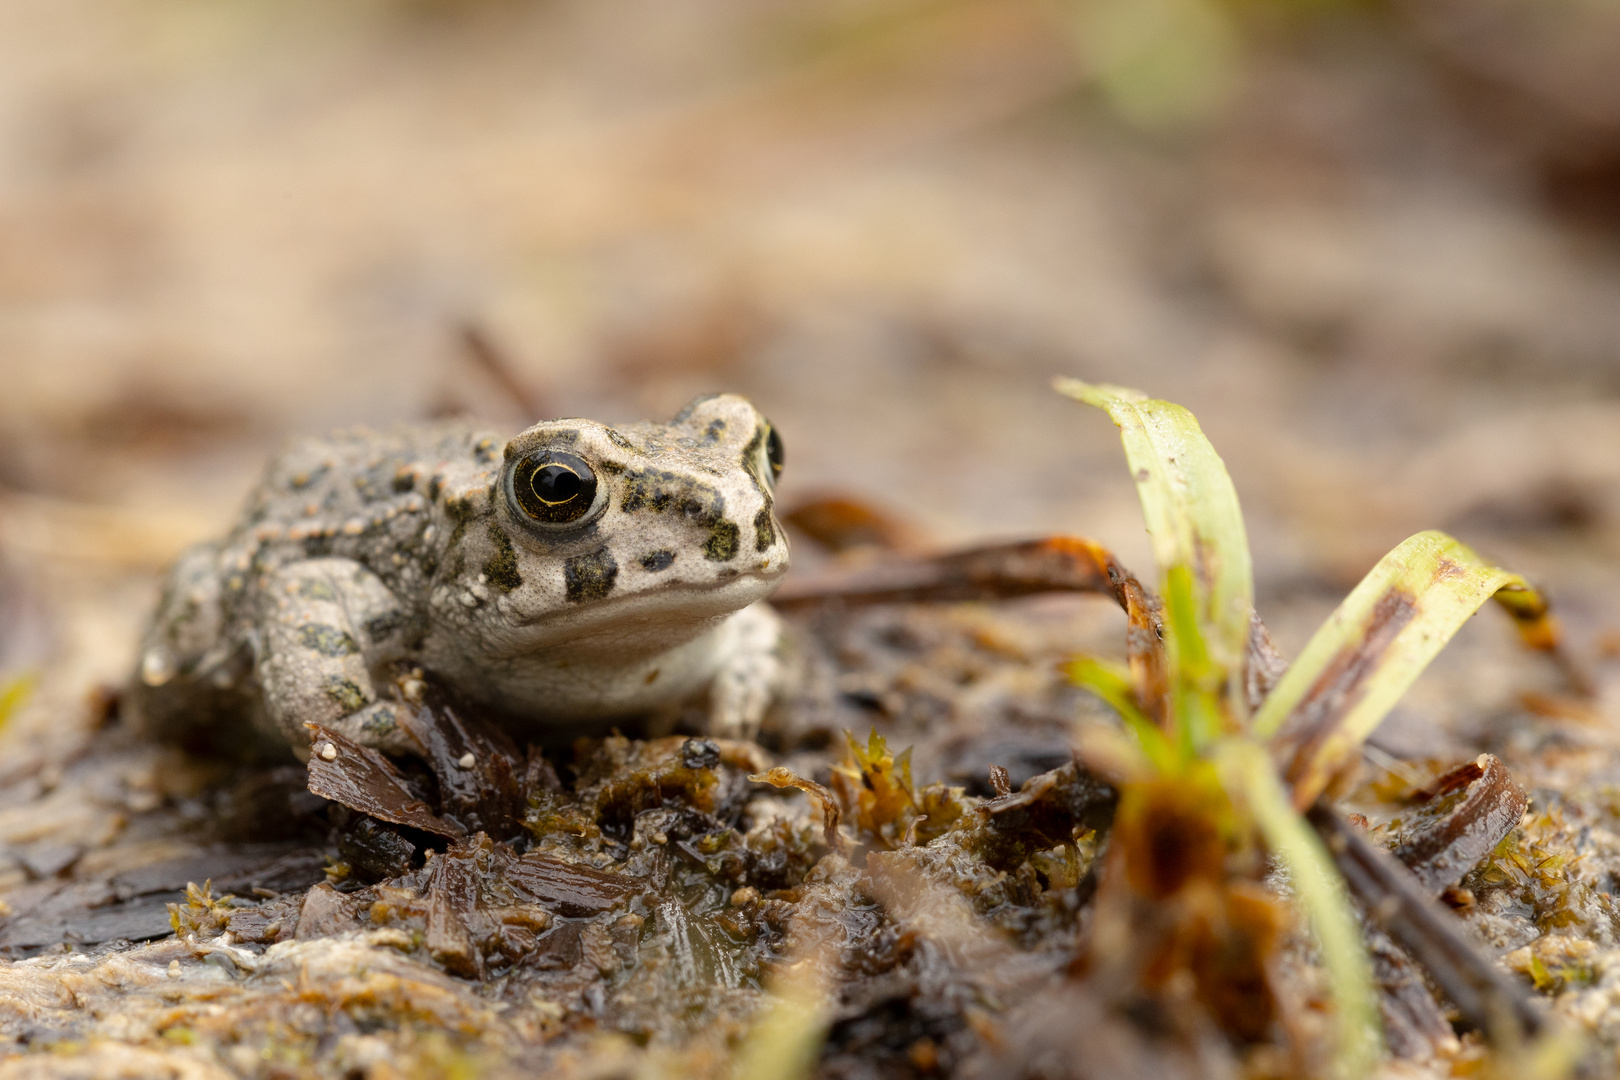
[1055,378,1254,706]
[1251,530,1552,808]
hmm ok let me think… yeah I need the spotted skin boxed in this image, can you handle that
[132,395,790,758]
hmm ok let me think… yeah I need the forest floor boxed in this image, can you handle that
[5,1,1620,1076]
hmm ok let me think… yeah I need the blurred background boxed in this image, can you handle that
[4,0,1620,744]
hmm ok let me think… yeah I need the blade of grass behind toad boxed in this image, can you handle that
[1055,378,1254,727]
[1252,530,1555,809]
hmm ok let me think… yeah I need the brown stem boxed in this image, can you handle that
[1306,801,1542,1043]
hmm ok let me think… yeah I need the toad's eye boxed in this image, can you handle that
[764,425,784,483]
[508,450,601,527]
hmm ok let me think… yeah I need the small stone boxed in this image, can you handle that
[318,742,338,761]
[729,886,759,907]
[457,752,476,768]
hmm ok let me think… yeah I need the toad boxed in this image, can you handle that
[131,394,789,758]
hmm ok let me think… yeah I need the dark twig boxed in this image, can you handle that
[772,537,1123,609]
[772,536,1171,722]
[1307,801,1543,1043]
[457,321,549,421]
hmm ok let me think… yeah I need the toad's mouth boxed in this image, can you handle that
[504,566,785,638]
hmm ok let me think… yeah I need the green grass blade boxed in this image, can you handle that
[1251,530,1546,808]
[1064,655,1178,770]
[1055,378,1255,717]
[1162,563,1228,751]
[1218,740,1381,1080]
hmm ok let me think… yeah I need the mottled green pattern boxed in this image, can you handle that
[564,547,619,602]
[483,523,523,592]
[299,624,359,657]
[324,676,369,712]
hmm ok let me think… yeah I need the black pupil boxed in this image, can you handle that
[533,465,581,504]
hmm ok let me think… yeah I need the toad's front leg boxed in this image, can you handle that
[256,558,419,757]
[706,601,787,741]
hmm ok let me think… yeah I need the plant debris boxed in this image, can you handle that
[1387,754,1529,895]
[305,722,464,838]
